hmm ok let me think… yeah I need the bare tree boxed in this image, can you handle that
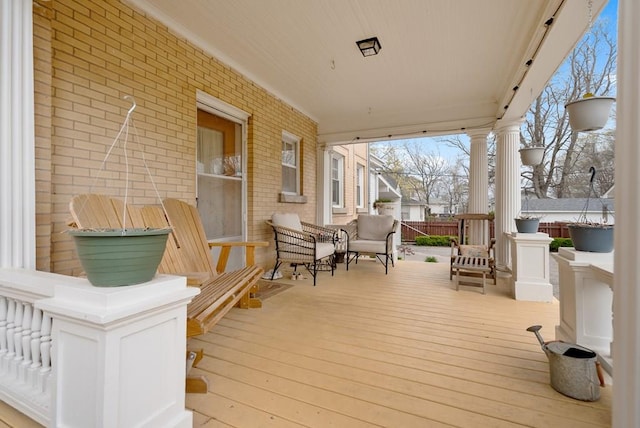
[401,141,449,206]
[522,21,616,198]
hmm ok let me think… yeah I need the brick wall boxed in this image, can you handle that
[36,0,318,275]
[34,3,53,272]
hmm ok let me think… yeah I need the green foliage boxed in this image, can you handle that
[425,256,438,263]
[415,235,454,247]
[550,238,573,252]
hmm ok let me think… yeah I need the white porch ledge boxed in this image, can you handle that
[552,248,614,376]
[0,268,198,427]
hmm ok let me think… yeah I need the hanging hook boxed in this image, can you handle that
[589,166,596,183]
[124,95,136,117]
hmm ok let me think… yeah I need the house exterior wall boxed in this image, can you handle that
[33,0,318,275]
[329,143,369,225]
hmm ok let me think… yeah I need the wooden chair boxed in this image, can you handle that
[265,213,338,286]
[343,214,399,274]
[449,213,496,293]
[69,194,267,393]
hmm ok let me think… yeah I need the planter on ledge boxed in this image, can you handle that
[68,228,171,286]
[565,96,615,132]
[515,217,540,233]
[567,224,614,253]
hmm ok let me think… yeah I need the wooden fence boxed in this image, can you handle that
[401,220,572,242]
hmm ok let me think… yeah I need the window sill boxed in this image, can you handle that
[332,207,348,214]
[279,193,307,204]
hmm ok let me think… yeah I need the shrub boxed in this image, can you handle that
[550,238,573,252]
[415,235,454,247]
[425,256,438,263]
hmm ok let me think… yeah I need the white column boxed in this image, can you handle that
[317,144,332,225]
[0,0,35,269]
[494,120,522,270]
[36,275,198,428]
[467,129,490,244]
[553,249,614,372]
[508,232,554,302]
[614,0,640,425]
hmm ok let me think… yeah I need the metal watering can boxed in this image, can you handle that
[527,325,605,401]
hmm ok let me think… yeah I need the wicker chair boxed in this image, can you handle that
[343,214,398,274]
[266,213,338,286]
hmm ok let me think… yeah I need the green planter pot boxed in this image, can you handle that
[515,218,540,233]
[567,224,614,253]
[68,228,171,286]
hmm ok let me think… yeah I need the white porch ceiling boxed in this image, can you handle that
[127,0,606,143]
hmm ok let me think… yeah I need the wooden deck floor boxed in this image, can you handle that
[0,259,612,427]
[186,260,612,427]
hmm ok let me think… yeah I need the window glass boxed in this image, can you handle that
[282,133,300,194]
[331,154,344,207]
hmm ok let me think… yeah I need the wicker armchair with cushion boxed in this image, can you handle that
[343,214,398,274]
[266,213,338,286]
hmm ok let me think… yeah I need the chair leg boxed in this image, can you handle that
[482,272,487,294]
[270,261,282,280]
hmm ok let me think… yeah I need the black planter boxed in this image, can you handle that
[567,224,614,253]
[515,218,540,233]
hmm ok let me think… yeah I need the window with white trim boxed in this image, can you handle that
[281,131,300,194]
[331,153,344,208]
[356,163,365,208]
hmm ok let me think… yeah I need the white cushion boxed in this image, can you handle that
[349,239,387,254]
[316,242,336,260]
[271,213,303,231]
[357,214,394,240]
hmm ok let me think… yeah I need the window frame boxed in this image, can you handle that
[356,163,365,209]
[281,131,300,195]
[331,153,344,208]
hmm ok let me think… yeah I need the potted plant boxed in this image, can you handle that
[68,227,171,287]
[565,93,615,132]
[567,167,614,252]
[373,198,394,215]
[519,147,544,166]
[515,215,541,233]
[67,96,172,286]
[515,193,542,233]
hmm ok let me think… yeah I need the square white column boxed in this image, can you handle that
[36,275,198,428]
[553,248,613,374]
[507,232,553,302]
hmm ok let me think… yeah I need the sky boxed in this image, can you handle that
[374,0,618,164]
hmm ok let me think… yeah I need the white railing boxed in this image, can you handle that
[0,270,55,425]
[0,268,198,427]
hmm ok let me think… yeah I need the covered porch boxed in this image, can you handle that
[1,260,612,427]
[1,0,639,426]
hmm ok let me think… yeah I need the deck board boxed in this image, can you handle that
[187,260,612,427]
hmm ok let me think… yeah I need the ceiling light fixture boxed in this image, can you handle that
[356,37,381,57]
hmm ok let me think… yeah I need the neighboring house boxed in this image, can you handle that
[327,143,370,225]
[401,197,456,221]
[522,198,615,224]
[401,198,427,221]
